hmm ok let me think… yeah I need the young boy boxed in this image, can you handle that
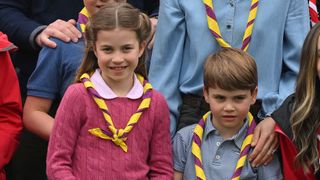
[173,48,282,180]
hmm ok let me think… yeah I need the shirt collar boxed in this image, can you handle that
[90,69,143,99]
[203,113,249,149]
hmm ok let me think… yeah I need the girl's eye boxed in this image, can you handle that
[103,47,112,53]
[123,46,133,52]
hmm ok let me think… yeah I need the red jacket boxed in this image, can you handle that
[0,32,22,180]
[276,125,316,180]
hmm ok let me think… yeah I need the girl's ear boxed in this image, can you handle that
[138,41,147,58]
[92,45,97,57]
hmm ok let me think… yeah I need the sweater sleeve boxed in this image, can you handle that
[46,84,85,180]
[148,91,173,179]
[0,46,22,171]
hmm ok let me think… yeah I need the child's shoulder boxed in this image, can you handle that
[43,36,85,53]
[64,83,89,97]
[150,88,165,98]
[174,124,197,146]
[150,89,168,104]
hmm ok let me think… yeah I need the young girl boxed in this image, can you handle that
[272,22,320,179]
[22,1,124,179]
[46,3,173,179]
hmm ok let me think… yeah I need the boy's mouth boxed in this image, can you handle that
[222,115,237,120]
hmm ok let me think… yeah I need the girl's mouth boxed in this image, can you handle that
[109,66,127,70]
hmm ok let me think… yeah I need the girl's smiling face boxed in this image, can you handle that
[93,28,146,87]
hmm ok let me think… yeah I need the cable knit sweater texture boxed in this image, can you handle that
[46,83,173,180]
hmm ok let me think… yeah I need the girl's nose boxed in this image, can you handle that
[111,53,124,64]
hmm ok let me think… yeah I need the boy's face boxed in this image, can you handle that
[84,0,126,15]
[203,86,257,134]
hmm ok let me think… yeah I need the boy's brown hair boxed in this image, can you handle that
[204,48,257,91]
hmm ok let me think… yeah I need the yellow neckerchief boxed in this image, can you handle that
[77,7,90,33]
[192,112,256,180]
[80,73,152,152]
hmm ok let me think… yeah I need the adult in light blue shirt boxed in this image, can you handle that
[149,0,310,137]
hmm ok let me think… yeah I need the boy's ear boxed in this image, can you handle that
[139,41,147,58]
[250,86,258,105]
[203,87,210,104]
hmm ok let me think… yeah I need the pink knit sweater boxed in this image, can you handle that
[46,83,173,180]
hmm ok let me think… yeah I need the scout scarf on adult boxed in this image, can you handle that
[78,7,90,33]
[202,0,259,51]
[192,112,256,180]
[80,73,152,152]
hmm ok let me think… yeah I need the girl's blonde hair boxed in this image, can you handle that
[75,2,151,82]
[291,22,320,173]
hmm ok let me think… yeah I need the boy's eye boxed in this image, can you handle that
[214,95,225,101]
[234,96,245,101]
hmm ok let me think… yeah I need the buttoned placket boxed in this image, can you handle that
[225,0,235,44]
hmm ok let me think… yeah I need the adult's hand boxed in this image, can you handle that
[249,117,278,167]
[35,19,82,48]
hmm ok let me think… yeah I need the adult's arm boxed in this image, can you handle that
[250,0,310,166]
[262,0,309,116]
[0,0,40,51]
[0,34,22,170]
[148,0,186,137]
[0,0,81,50]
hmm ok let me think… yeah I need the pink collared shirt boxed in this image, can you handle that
[90,69,143,99]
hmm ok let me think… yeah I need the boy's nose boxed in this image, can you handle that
[223,103,235,111]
